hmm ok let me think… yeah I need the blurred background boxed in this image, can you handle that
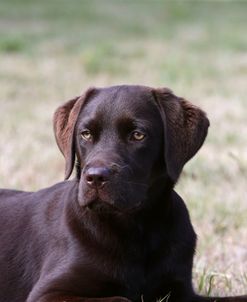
[0,0,246,296]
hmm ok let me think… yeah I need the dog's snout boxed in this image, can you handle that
[85,167,111,188]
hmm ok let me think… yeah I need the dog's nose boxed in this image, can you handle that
[85,167,111,188]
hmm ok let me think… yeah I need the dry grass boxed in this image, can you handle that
[0,0,246,296]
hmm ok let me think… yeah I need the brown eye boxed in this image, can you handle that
[131,131,145,141]
[81,130,92,141]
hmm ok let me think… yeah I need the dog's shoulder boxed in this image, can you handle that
[0,180,77,213]
[0,188,31,199]
[33,180,77,202]
[0,189,33,211]
[170,190,197,243]
[171,190,189,215]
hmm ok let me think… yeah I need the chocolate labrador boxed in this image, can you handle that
[0,85,246,302]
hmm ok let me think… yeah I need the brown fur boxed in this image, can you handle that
[0,85,246,302]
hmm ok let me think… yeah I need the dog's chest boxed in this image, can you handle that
[79,229,171,300]
[112,246,171,301]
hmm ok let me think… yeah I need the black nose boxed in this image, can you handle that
[85,167,111,188]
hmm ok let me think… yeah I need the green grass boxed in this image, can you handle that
[0,0,246,296]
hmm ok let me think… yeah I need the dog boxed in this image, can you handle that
[0,85,246,302]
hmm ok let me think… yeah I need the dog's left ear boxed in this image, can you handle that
[152,88,210,183]
[53,88,95,180]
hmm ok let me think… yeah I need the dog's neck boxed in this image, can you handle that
[64,177,174,247]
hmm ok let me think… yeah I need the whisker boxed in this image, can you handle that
[121,180,148,187]
[110,163,134,175]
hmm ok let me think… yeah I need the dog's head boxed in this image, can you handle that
[54,85,209,212]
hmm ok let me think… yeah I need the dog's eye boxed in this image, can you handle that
[81,130,92,141]
[131,131,145,141]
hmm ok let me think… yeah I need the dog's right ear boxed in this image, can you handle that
[53,88,95,180]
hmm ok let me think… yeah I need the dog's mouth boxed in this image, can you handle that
[87,198,143,215]
[80,186,117,212]
[82,189,142,214]
[86,198,118,213]
[79,177,146,213]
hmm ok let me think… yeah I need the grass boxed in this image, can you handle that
[0,0,246,296]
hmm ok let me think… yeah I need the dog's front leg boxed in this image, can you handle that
[29,293,131,302]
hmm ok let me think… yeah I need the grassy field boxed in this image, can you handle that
[0,0,246,297]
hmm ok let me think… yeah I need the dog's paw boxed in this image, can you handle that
[108,297,132,302]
